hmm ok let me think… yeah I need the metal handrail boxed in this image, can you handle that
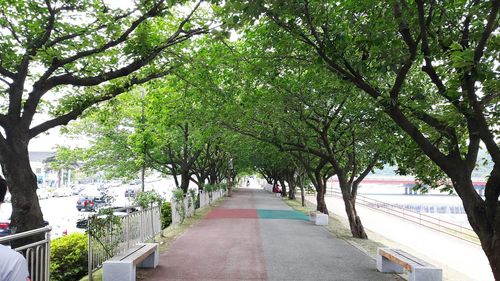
[327,190,480,245]
[0,225,52,281]
[0,226,52,243]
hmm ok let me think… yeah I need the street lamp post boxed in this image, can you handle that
[227,158,233,197]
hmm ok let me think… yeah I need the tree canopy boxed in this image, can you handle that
[3,0,499,277]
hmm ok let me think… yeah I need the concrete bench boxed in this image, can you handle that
[103,243,159,281]
[377,248,442,281]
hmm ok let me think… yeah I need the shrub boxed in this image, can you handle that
[134,190,163,209]
[161,201,172,229]
[50,233,88,281]
[172,188,186,223]
[172,188,184,202]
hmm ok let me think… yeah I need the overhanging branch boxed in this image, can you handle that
[28,68,173,138]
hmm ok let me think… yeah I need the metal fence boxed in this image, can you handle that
[0,226,52,281]
[87,205,161,280]
[326,189,480,245]
[171,189,226,225]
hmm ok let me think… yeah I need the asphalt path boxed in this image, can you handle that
[148,187,399,281]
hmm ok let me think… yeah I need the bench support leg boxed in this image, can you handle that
[103,262,135,281]
[137,243,159,268]
[139,250,159,268]
[409,267,442,281]
[376,255,404,274]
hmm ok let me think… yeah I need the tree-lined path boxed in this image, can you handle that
[147,187,399,281]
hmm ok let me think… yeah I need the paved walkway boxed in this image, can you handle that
[147,187,399,281]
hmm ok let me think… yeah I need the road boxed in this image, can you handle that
[0,195,82,238]
[0,177,179,239]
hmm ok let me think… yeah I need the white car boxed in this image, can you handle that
[37,189,51,200]
[53,187,72,197]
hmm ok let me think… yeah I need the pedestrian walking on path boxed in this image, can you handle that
[147,187,399,281]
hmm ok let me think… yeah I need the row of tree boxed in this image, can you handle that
[0,0,497,278]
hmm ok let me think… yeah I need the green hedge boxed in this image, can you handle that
[161,201,172,229]
[50,233,88,281]
[204,183,227,192]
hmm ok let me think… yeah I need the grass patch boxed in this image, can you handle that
[79,269,102,281]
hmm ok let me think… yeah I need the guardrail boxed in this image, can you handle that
[326,189,479,245]
[87,205,161,280]
[172,189,226,225]
[0,226,52,281]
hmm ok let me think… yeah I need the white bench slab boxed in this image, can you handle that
[315,213,328,225]
[103,243,159,281]
[309,211,329,225]
[377,248,442,281]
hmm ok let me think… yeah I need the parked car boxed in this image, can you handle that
[53,187,72,197]
[76,206,139,229]
[0,221,9,237]
[37,188,51,200]
[76,196,107,212]
[124,189,136,198]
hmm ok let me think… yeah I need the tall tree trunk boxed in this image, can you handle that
[341,191,367,239]
[450,165,500,280]
[180,169,190,193]
[279,179,287,197]
[300,184,305,207]
[198,176,207,191]
[288,180,296,200]
[484,165,500,281]
[316,179,328,214]
[298,173,305,206]
[1,144,44,247]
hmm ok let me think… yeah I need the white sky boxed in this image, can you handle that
[29,128,89,152]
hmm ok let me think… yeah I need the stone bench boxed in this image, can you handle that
[377,248,442,281]
[103,243,159,281]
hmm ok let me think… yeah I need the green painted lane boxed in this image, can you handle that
[257,209,309,221]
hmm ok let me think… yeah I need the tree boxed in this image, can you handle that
[0,0,207,236]
[222,0,500,277]
[212,27,396,238]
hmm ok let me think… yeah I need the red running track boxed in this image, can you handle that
[147,190,266,281]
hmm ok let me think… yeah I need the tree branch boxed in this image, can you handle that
[28,68,173,138]
[1,9,22,45]
[44,9,137,49]
[351,155,379,196]
[390,0,419,101]
[27,0,56,56]
[50,1,166,71]
[473,0,499,64]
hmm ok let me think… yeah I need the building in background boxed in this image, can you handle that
[29,151,73,188]
[29,151,55,187]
